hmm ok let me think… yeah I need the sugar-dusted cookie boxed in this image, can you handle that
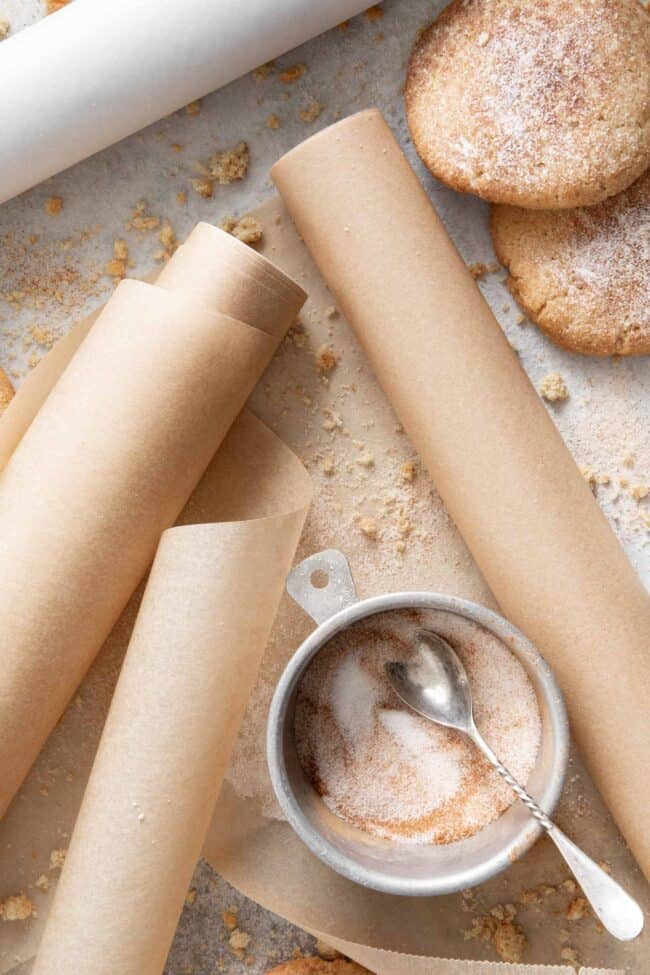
[266,959,370,975]
[405,0,650,209]
[490,170,650,356]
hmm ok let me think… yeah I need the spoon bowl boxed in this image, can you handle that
[386,630,474,732]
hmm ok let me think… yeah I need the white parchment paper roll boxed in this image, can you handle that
[0,0,374,205]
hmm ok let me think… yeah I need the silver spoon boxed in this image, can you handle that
[385,629,644,941]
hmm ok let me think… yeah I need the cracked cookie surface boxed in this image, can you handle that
[406,0,650,209]
[490,170,650,356]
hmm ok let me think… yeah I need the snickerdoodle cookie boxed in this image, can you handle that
[490,170,650,356]
[266,959,370,975]
[405,0,650,209]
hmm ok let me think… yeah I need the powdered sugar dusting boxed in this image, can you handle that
[406,0,650,207]
[294,608,542,845]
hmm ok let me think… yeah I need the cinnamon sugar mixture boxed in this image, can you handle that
[294,609,541,844]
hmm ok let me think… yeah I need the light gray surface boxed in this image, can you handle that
[0,2,648,973]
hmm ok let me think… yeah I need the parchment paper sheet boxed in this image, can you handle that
[272,111,650,879]
[0,220,305,816]
[1,198,645,973]
[0,0,375,205]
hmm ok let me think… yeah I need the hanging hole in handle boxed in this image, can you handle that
[310,569,329,589]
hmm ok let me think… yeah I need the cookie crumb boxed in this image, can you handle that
[0,17,10,38]
[364,5,384,19]
[279,63,306,84]
[222,908,238,930]
[358,516,378,539]
[190,178,214,199]
[400,460,417,482]
[321,455,336,476]
[251,62,274,81]
[538,373,569,402]
[185,100,201,116]
[325,305,339,319]
[0,893,36,921]
[229,928,251,957]
[208,142,249,185]
[105,239,129,279]
[129,200,160,232]
[34,875,50,892]
[44,197,64,216]
[565,896,589,921]
[631,484,648,501]
[49,848,67,871]
[299,100,322,123]
[266,114,281,129]
[493,920,526,964]
[220,214,263,245]
[315,344,338,373]
[468,261,499,278]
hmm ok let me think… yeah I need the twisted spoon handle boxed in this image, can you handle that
[469,726,644,942]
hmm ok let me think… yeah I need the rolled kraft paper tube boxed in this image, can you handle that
[30,417,312,975]
[0,0,375,204]
[0,224,305,817]
[272,110,650,876]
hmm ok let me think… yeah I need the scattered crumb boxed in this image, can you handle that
[190,178,213,199]
[325,305,339,319]
[400,460,417,482]
[185,100,201,116]
[364,5,384,19]
[128,200,160,232]
[0,894,35,921]
[266,114,281,129]
[198,142,249,188]
[493,920,527,964]
[34,875,50,892]
[46,0,70,11]
[176,191,187,205]
[170,143,183,153]
[220,214,263,245]
[279,63,306,84]
[539,373,569,402]
[464,903,527,964]
[631,484,648,501]
[49,848,66,871]
[44,197,64,216]
[105,239,129,279]
[356,450,374,468]
[468,261,499,278]
[560,946,580,968]
[229,928,251,957]
[321,455,336,475]
[299,99,322,123]
[477,30,490,46]
[358,516,378,539]
[29,323,55,348]
[0,17,10,39]
[185,889,197,906]
[157,221,177,260]
[315,344,338,373]
[565,896,589,921]
[251,62,274,81]
[222,908,238,930]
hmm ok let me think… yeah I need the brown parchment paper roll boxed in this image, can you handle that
[0,221,305,817]
[30,410,312,975]
[0,198,638,975]
[272,110,650,877]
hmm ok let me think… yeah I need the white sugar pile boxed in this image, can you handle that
[294,608,541,845]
